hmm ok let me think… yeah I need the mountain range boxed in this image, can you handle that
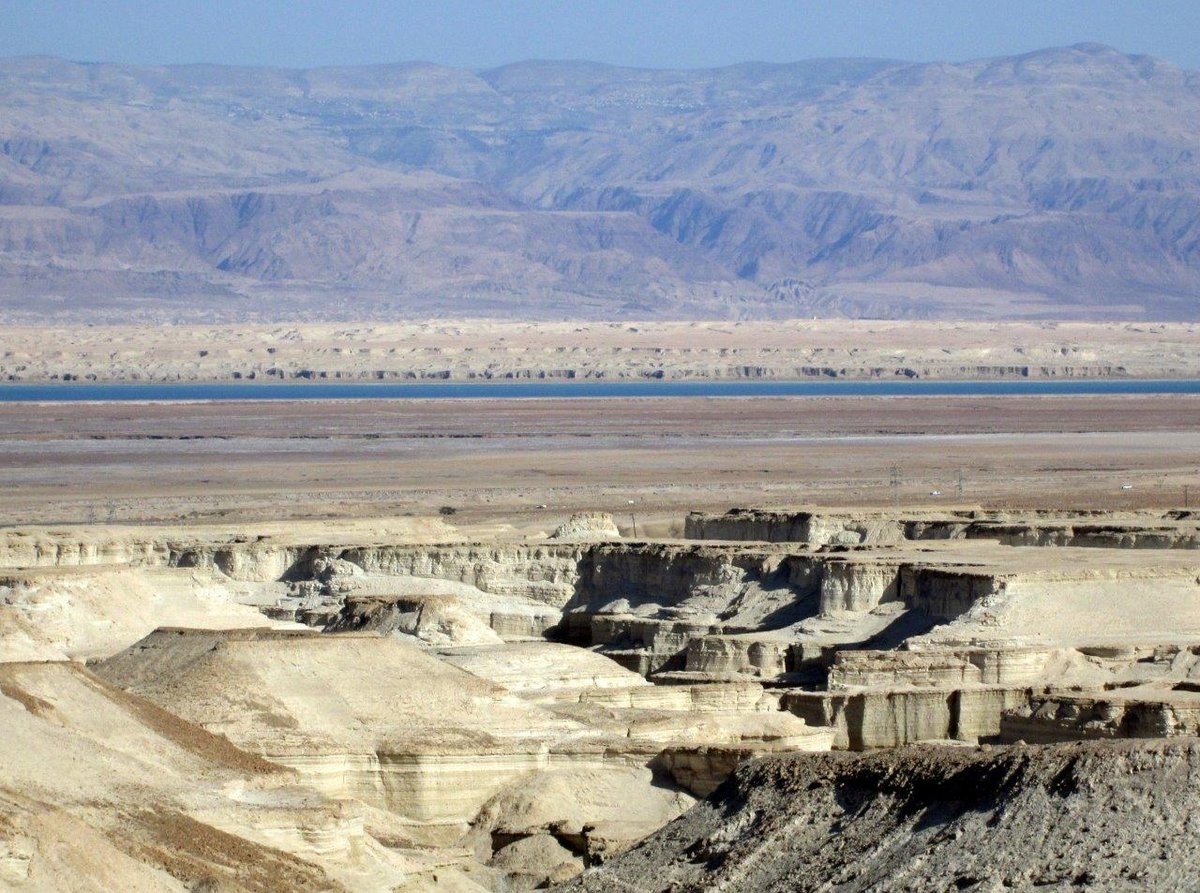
[1,43,1198,321]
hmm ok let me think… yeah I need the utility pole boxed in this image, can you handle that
[890,465,901,509]
[956,468,965,501]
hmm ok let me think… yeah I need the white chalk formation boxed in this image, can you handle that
[2,506,1199,889]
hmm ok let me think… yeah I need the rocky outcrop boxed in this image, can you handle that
[681,636,792,679]
[819,560,901,613]
[470,764,693,880]
[654,718,836,797]
[0,531,170,568]
[901,567,1005,622]
[563,740,1200,893]
[91,628,834,869]
[687,509,1200,550]
[685,510,909,546]
[338,544,586,605]
[0,659,420,892]
[782,686,1030,749]
[92,630,642,846]
[588,615,721,674]
[326,593,508,645]
[568,543,799,615]
[828,650,985,689]
[1002,688,1200,742]
[551,513,622,542]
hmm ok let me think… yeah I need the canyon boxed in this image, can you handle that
[4,499,1200,890]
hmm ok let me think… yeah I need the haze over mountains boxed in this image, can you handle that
[1,43,1198,322]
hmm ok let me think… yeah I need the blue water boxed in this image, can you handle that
[0,379,1199,401]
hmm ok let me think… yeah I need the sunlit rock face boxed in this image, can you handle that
[5,503,1200,889]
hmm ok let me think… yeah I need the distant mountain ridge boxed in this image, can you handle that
[0,43,1198,321]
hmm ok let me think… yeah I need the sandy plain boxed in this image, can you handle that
[1,394,1198,528]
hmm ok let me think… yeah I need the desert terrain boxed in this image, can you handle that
[1,392,1199,527]
[3,372,1200,890]
[566,740,1200,891]
[5,23,1200,893]
[2,319,1199,383]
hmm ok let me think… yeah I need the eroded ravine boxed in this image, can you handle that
[3,507,1200,889]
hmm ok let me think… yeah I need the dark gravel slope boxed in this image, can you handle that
[563,740,1200,892]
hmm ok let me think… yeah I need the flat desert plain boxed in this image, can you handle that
[0,393,1197,527]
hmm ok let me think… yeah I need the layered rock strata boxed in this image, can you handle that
[686,508,1200,549]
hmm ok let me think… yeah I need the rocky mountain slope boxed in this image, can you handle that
[1,44,1199,321]
[563,740,1200,892]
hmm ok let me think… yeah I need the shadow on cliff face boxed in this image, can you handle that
[846,608,943,651]
[749,588,822,630]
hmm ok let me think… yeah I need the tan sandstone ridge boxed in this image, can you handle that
[2,319,1199,383]
[3,500,1200,889]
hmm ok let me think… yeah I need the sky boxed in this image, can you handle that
[1,0,1198,71]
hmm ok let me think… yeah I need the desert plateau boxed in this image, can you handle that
[2,320,1199,384]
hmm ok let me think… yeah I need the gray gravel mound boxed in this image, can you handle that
[561,739,1200,892]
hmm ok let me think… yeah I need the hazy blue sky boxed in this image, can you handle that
[2,1,1198,70]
